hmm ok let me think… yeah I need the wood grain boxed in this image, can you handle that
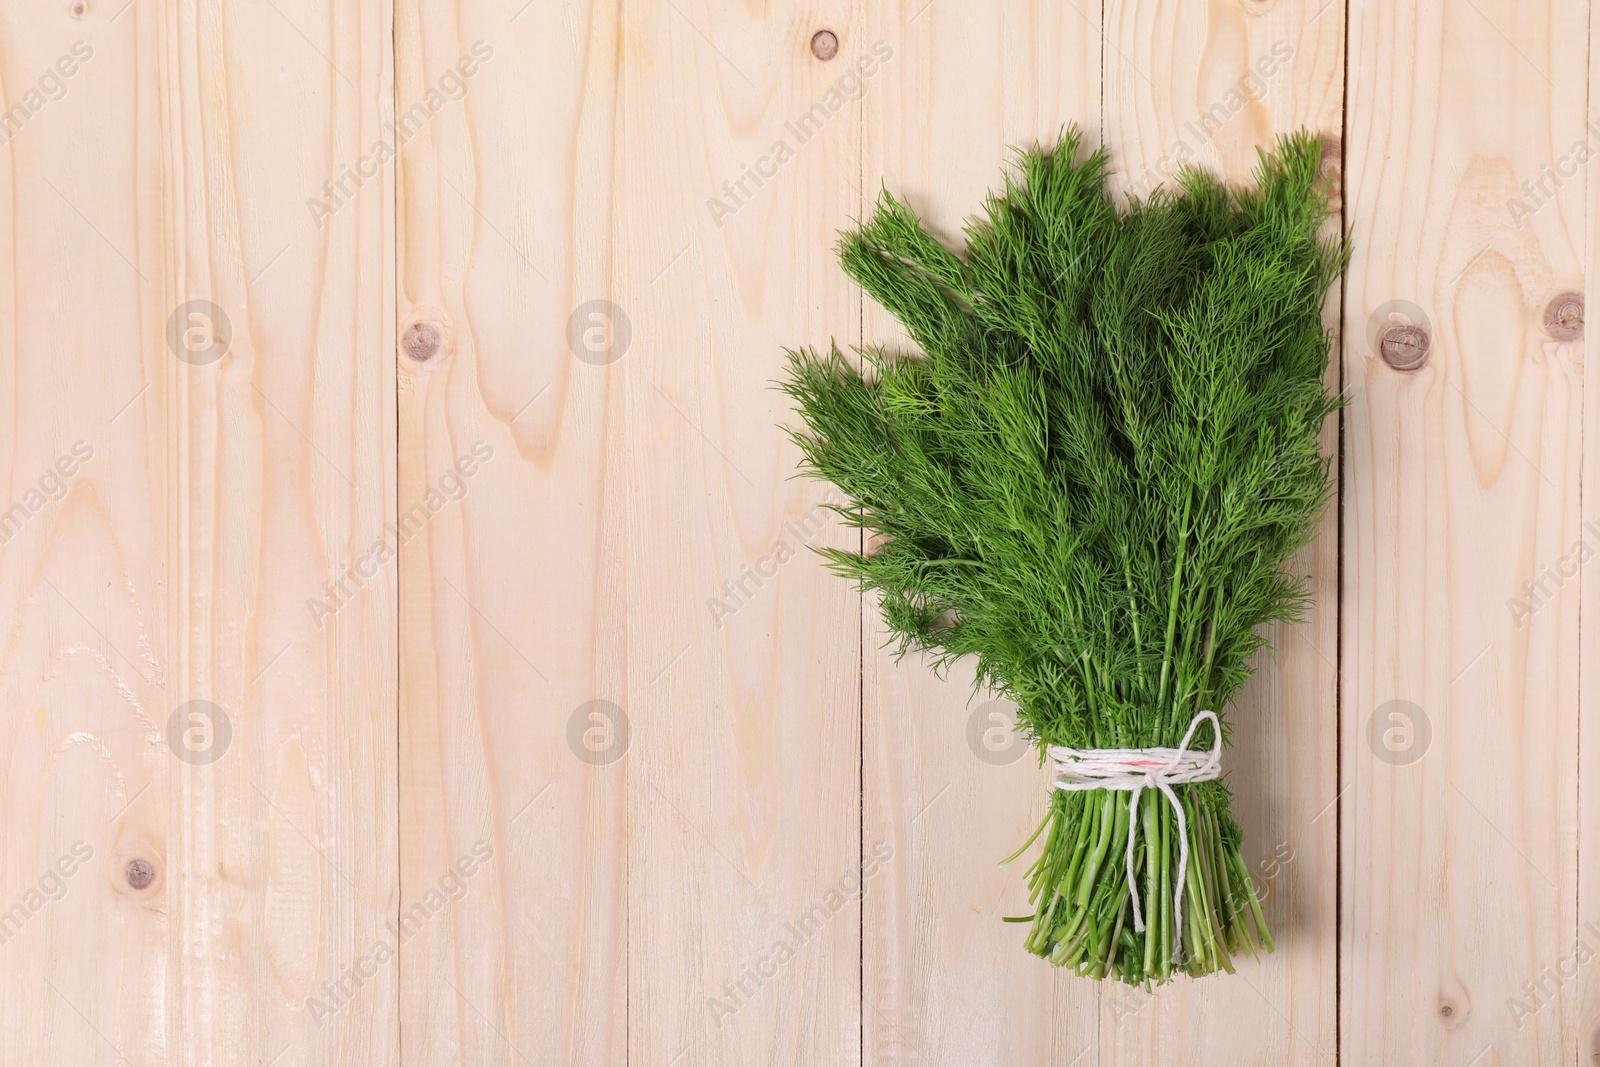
[15,0,1600,1063]
[394,0,626,1063]
[1343,1,1588,1063]
[397,0,865,1064]
[1100,3,1345,1063]
[619,2,865,1064]
[859,5,1101,1066]
[0,0,399,1063]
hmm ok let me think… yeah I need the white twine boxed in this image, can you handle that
[1045,710,1223,962]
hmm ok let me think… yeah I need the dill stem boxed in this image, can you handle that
[1157,793,1172,979]
[1102,894,1125,977]
[1078,650,1105,748]
[1193,616,1219,722]
[1189,798,1222,972]
[1122,546,1145,689]
[1156,489,1193,740]
[1101,799,1130,976]
[1075,791,1117,908]
[1141,789,1158,977]
[1234,847,1274,954]
[1185,854,1206,974]
[1003,804,1054,868]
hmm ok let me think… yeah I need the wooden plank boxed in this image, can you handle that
[0,0,398,1063]
[1099,4,1345,1064]
[859,6,1102,1065]
[393,0,627,1063]
[12,3,1600,1065]
[1343,1,1588,1063]
[618,2,864,1064]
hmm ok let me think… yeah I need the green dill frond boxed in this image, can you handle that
[781,128,1341,752]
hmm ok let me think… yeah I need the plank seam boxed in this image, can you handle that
[1335,2,1350,1063]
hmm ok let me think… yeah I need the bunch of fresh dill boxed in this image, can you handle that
[780,129,1341,983]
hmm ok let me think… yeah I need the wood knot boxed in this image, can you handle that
[1543,291,1584,341]
[402,320,444,363]
[69,0,88,16]
[1318,135,1342,210]
[124,858,156,891]
[1380,324,1431,371]
[810,30,838,61]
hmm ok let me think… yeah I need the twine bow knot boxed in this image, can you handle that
[1045,710,1223,962]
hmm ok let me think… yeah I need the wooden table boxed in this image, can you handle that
[0,0,1589,1063]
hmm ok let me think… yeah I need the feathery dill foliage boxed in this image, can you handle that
[781,129,1342,983]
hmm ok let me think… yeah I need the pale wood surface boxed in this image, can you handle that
[394,0,626,1064]
[6,0,1597,1063]
[1343,2,1589,1065]
[618,4,864,1064]
[0,0,398,1064]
